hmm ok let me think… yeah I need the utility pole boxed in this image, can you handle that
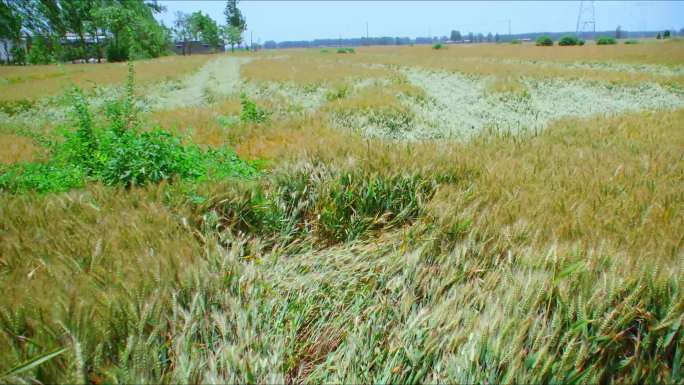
[366,22,369,45]
[576,0,596,38]
[250,31,253,51]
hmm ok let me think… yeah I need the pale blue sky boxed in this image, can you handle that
[157,1,684,43]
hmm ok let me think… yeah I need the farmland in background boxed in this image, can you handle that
[1,39,684,384]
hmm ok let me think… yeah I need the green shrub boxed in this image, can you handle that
[432,42,444,50]
[558,35,580,46]
[0,64,257,193]
[27,36,57,65]
[578,39,585,46]
[319,48,330,53]
[596,36,617,45]
[510,40,522,45]
[624,39,639,45]
[535,35,553,46]
[336,47,355,54]
[10,45,26,65]
[239,92,269,123]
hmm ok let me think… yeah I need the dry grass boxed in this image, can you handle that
[2,45,684,384]
[240,53,390,85]
[0,134,46,163]
[148,99,242,147]
[0,54,214,101]
[329,44,684,86]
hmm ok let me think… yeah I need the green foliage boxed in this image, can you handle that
[0,99,35,116]
[319,48,330,53]
[663,30,671,39]
[432,42,445,50]
[336,47,355,54]
[188,11,220,47]
[558,35,580,46]
[224,0,246,50]
[239,92,269,123]
[624,39,639,45]
[0,65,256,194]
[510,39,522,45]
[201,169,435,244]
[27,36,58,64]
[596,36,617,45]
[325,85,349,101]
[535,35,554,46]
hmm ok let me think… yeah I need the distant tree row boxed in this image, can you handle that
[0,0,171,64]
[172,0,247,54]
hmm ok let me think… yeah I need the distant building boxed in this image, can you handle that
[173,41,225,55]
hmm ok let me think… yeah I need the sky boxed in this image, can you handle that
[156,1,684,43]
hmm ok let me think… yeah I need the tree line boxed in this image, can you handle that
[0,0,247,65]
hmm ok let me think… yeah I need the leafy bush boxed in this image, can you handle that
[510,40,522,45]
[0,64,257,193]
[624,39,639,45]
[535,35,554,46]
[432,43,444,50]
[578,39,586,46]
[336,47,355,54]
[596,36,617,45]
[27,36,57,65]
[558,35,580,46]
[239,92,269,123]
[319,48,330,53]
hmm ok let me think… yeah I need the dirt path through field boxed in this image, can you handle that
[148,55,250,109]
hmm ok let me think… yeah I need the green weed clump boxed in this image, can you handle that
[535,35,554,46]
[0,99,36,116]
[432,43,445,50]
[624,39,639,45]
[199,168,436,244]
[510,39,523,44]
[0,65,257,193]
[239,92,269,123]
[596,36,617,45]
[336,47,356,54]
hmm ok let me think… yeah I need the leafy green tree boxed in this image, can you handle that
[60,0,95,60]
[224,0,246,51]
[222,25,242,52]
[449,30,461,41]
[0,0,24,64]
[188,11,220,48]
[663,30,670,38]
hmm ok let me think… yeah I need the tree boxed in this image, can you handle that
[486,32,493,42]
[656,32,661,39]
[495,33,500,43]
[222,25,242,52]
[0,0,24,64]
[188,11,220,48]
[93,1,169,62]
[224,0,246,52]
[476,33,484,43]
[680,27,684,36]
[663,30,670,38]
[450,30,461,41]
[173,11,191,54]
[60,0,94,60]
[467,32,474,43]
[615,25,622,39]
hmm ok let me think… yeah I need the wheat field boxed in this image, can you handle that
[1,40,683,384]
